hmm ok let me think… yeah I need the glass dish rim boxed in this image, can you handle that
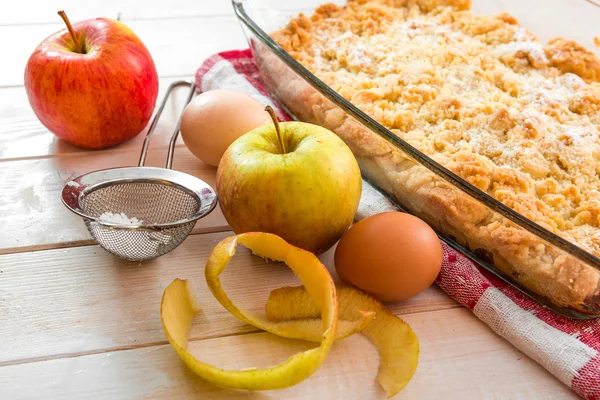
[232,0,600,273]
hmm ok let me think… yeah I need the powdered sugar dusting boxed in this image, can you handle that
[347,43,371,66]
[313,19,468,72]
[559,73,586,90]
[561,125,595,146]
[495,40,548,66]
[519,74,580,108]
[300,1,600,238]
[98,212,144,225]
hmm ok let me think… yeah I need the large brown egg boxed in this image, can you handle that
[180,90,271,167]
[334,212,442,302]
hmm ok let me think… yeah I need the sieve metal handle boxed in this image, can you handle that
[138,80,197,169]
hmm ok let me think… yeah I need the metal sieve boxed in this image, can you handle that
[61,80,217,261]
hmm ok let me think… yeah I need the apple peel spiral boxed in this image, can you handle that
[160,233,418,395]
[160,232,370,390]
[265,284,420,398]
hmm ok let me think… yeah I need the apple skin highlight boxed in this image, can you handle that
[24,17,159,149]
[216,120,362,255]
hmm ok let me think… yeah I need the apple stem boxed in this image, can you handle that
[58,10,83,53]
[265,106,286,154]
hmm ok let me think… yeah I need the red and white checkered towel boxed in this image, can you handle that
[196,49,600,399]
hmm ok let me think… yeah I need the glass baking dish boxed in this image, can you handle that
[232,0,600,318]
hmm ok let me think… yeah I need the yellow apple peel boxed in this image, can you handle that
[160,233,371,391]
[265,284,420,398]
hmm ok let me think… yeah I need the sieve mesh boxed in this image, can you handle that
[60,80,217,262]
[79,181,200,261]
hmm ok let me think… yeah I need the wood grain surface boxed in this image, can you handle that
[0,148,228,254]
[0,0,592,398]
[0,308,576,400]
[1,17,247,87]
[0,76,196,161]
[0,232,458,364]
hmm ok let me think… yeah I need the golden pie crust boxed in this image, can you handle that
[260,0,600,313]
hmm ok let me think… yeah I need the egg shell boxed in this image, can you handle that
[180,90,272,167]
[334,212,442,302]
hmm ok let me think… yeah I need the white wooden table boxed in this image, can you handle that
[0,1,580,398]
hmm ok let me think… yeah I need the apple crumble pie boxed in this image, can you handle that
[262,0,600,313]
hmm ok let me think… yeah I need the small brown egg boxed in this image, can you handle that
[334,212,442,302]
[180,90,272,167]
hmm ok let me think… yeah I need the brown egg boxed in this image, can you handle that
[180,90,272,167]
[334,212,442,302]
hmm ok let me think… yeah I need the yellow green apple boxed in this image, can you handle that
[216,107,362,255]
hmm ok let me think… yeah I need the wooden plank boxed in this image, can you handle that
[0,308,575,399]
[0,145,226,253]
[0,231,458,365]
[0,76,197,161]
[0,16,247,87]
[3,2,591,398]
[0,0,311,26]
[4,0,598,161]
[0,75,217,161]
[0,1,234,25]
[6,0,597,89]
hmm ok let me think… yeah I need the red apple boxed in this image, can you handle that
[24,11,159,149]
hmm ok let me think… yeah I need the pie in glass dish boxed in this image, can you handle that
[253,0,600,314]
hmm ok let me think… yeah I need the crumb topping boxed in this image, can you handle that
[273,0,600,255]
